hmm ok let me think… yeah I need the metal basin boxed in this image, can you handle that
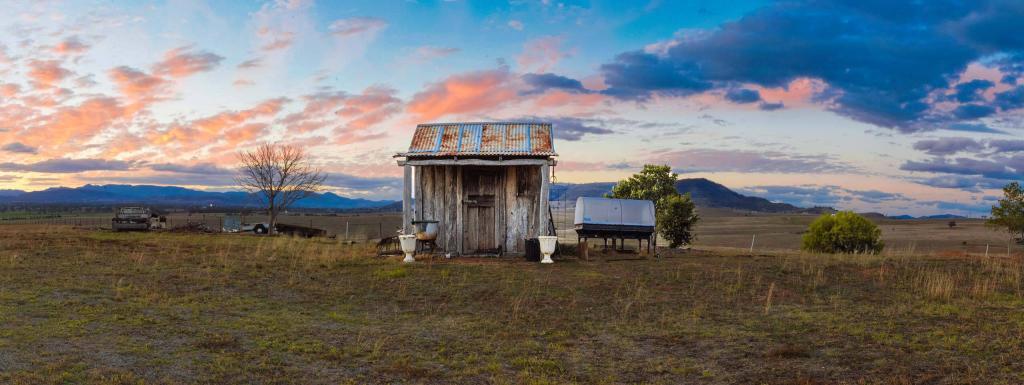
[412,220,439,241]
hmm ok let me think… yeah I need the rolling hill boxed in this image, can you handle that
[3,178,836,213]
[1,184,393,210]
[550,178,834,213]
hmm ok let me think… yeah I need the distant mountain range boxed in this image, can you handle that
[550,178,834,214]
[886,214,966,220]
[8,179,935,216]
[1,184,393,210]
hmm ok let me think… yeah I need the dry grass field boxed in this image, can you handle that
[0,212,404,241]
[552,206,1023,256]
[161,212,404,240]
[692,208,1022,256]
[7,206,1019,256]
[2,225,1024,384]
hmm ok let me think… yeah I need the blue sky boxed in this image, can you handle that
[1,0,1023,216]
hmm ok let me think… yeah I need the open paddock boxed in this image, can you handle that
[1,226,1024,384]
[552,206,1023,256]
[693,208,1021,256]
[3,207,1020,256]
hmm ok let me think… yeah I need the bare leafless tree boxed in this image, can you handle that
[236,144,326,235]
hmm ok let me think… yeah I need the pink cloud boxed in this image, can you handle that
[99,132,148,157]
[412,46,460,62]
[333,130,388,145]
[260,31,295,51]
[275,0,313,10]
[517,36,572,73]
[147,98,289,152]
[27,60,72,89]
[328,17,388,37]
[754,78,827,107]
[152,46,224,78]
[206,122,271,154]
[0,44,11,64]
[955,62,1012,99]
[237,57,263,69]
[280,86,402,135]
[20,90,73,109]
[108,66,168,117]
[21,97,125,149]
[407,68,518,121]
[108,66,166,99]
[0,83,19,98]
[336,86,402,129]
[53,36,89,55]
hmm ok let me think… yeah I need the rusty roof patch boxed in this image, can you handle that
[398,122,556,157]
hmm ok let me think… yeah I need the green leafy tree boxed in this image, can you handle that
[609,165,678,211]
[658,193,700,248]
[610,164,699,247]
[802,211,884,254]
[989,182,1024,241]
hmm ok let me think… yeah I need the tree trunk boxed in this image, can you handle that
[268,202,277,236]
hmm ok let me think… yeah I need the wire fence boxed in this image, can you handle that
[0,213,404,242]
[2,208,1021,256]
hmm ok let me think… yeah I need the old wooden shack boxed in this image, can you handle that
[396,122,557,256]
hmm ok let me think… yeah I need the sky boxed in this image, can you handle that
[1,0,1023,216]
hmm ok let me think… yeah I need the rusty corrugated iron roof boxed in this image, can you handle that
[398,122,556,157]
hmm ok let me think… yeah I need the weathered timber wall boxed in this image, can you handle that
[415,165,540,255]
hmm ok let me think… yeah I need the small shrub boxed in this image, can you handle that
[801,211,884,254]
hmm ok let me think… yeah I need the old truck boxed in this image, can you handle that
[112,207,153,231]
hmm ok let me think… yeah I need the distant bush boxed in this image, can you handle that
[657,193,699,248]
[801,211,884,254]
[989,182,1024,242]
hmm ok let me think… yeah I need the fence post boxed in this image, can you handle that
[985,244,990,258]
[345,222,349,241]
[750,234,756,254]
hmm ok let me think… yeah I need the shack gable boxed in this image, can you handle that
[400,122,556,158]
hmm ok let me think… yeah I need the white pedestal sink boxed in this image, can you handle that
[398,234,417,263]
[538,236,557,264]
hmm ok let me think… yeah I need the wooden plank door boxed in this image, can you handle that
[463,168,497,253]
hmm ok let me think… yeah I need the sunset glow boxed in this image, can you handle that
[2,1,1023,216]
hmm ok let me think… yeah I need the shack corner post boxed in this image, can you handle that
[395,122,557,258]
